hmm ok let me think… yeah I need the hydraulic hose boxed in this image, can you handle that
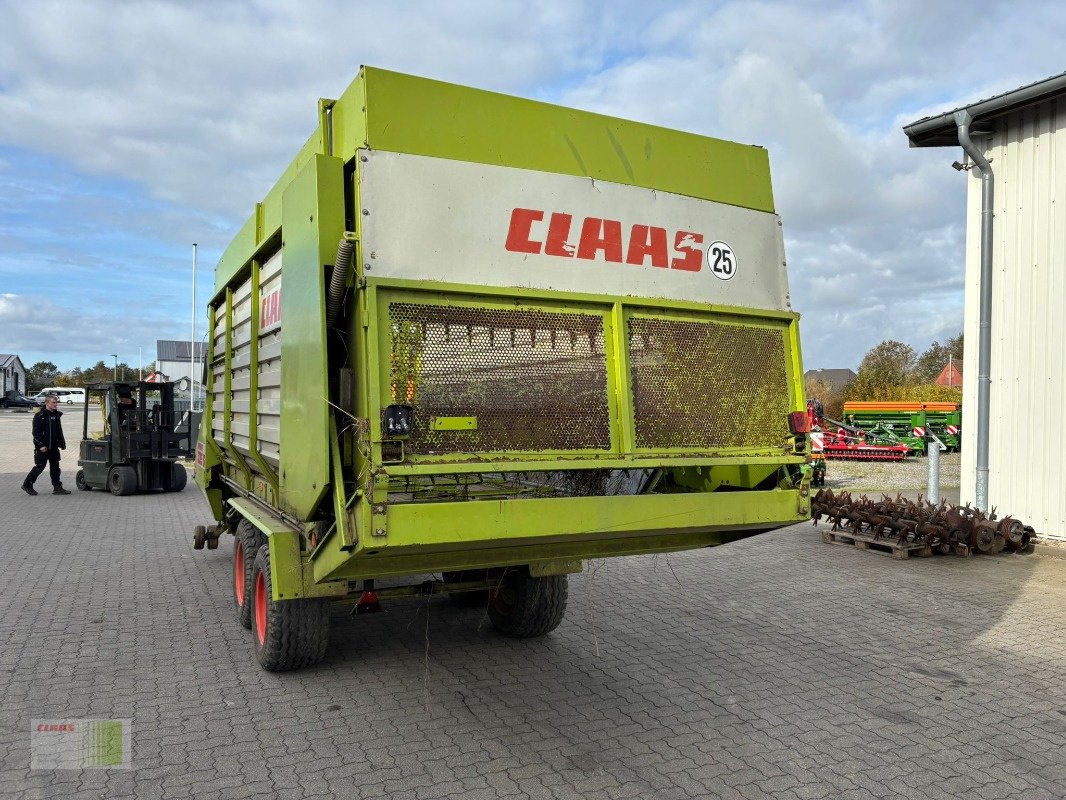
[327,237,355,328]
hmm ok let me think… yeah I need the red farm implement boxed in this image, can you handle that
[808,401,910,462]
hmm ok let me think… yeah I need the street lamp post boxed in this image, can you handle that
[191,243,197,411]
[110,354,118,382]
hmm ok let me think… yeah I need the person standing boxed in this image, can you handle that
[21,393,71,495]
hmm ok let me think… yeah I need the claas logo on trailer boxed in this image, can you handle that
[505,208,738,281]
[260,288,282,330]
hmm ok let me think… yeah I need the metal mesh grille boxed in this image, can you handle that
[388,303,611,454]
[628,316,791,450]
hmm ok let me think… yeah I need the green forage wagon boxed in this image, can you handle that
[194,67,812,671]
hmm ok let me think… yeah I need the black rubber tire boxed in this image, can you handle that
[75,470,91,491]
[108,465,137,496]
[487,570,568,638]
[443,570,490,607]
[234,520,266,629]
[170,462,188,492]
[251,545,330,671]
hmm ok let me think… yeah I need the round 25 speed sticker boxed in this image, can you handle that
[706,241,737,281]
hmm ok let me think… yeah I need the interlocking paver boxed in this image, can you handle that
[0,408,1064,799]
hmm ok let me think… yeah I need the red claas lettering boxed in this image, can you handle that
[506,208,706,272]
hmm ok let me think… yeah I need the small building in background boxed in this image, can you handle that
[904,70,1066,541]
[935,360,963,388]
[156,340,208,387]
[0,353,27,396]
[156,340,207,412]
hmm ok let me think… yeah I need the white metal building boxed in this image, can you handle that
[0,354,27,396]
[156,339,207,387]
[905,72,1066,542]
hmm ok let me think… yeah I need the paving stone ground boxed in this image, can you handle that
[0,407,1063,800]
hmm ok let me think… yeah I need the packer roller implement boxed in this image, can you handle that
[811,488,1037,556]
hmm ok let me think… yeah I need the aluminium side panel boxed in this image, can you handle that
[357,150,790,310]
[228,276,254,455]
[207,250,283,474]
[257,251,283,466]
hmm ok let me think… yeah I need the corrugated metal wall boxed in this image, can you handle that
[961,98,1066,541]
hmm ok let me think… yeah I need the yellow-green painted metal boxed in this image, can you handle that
[277,154,345,520]
[194,304,226,520]
[338,67,775,213]
[670,463,783,493]
[227,498,347,600]
[198,67,808,605]
[314,487,808,582]
[429,416,478,432]
[326,414,354,550]
[214,67,775,292]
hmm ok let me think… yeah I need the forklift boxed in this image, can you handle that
[76,381,189,495]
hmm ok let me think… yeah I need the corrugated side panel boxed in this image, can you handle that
[257,252,283,466]
[210,251,283,471]
[961,98,1066,540]
[211,307,226,446]
[229,277,253,455]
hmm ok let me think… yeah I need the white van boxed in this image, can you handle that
[34,388,86,405]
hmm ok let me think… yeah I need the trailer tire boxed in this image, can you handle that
[487,570,568,638]
[443,570,489,607]
[170,462,188,492]
[234,520,266,629]
[108,465,137,496]
[251,545,330,671]
[75,470,91,491]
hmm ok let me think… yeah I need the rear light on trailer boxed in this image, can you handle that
[788,411,811,434]
[384,404,414,438]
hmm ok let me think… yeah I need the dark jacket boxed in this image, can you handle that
[32,408,67,452]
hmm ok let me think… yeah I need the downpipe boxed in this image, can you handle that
[954,110,993,512]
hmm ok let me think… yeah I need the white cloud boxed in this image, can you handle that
[0,0,661,218]
[1,0,1064,368]
[0,292,187,370]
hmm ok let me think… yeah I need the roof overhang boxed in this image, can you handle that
[903,70,1066,148]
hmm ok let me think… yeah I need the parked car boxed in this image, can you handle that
[32,388,86,405]
[1,393,38,410]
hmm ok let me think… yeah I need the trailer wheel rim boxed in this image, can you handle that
[234,540,245,606]
[489,583,515,615]
[254,570,267,646]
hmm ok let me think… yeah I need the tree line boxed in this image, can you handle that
[807,334,963,420]
[25,360,156,392]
